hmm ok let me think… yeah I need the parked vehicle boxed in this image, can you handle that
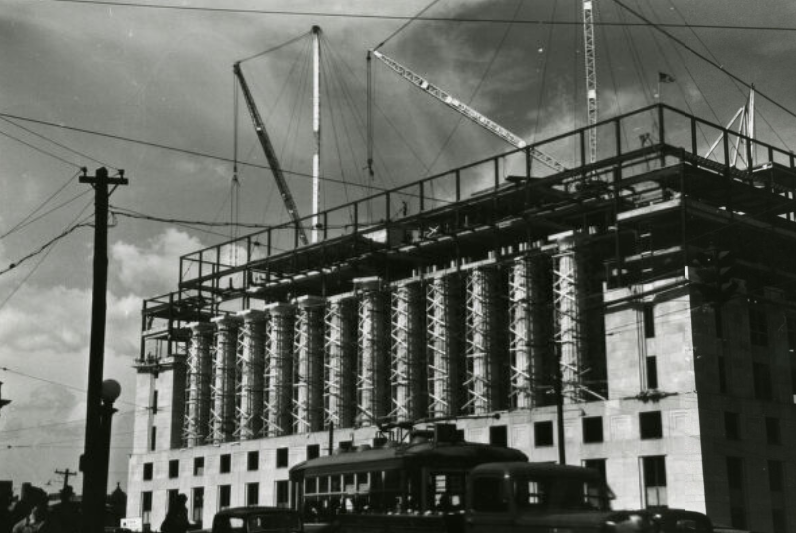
[210,507,301,533]
[289,423,713,533]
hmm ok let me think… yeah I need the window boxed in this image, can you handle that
[247,451,259,471]
[275,480,289,508]
[191,487,204,525]
[640,411,663,440]
[766,417,781,445]
[306,444,320,461]
[220,453,231,474]
[646,356,659,390]
[643,304,656,338]
[276,447,289,468]
[724,412,740,440]
[787,316,796,355]
[489,425,508,447]
[582,416,604,444]
[583,459,607,509]
[246,482,259,506]
[143,462,153,481]
[768,460,783,492]
[168,459,179,479]
[141,491,153,526]
[150,426,157,452]
[718,357,728,394]
[749,306,768,347]
[218,485,231,510]
[167,489,179,512]
[772,508,787,533]
[641,456,667,508]
[471,477,508,512]
[151,390,159,414]
[193,457,204,476]
[753,362,772,401]
[534,421,554,447]
[791,367,796,404]
[727,457,746,529]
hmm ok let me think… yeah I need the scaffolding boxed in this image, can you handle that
[509,254,553,409]
[294,296,326,433]
[184,322,214,447]
[210,316,239,444]
[427,274,463,418]
[236,310,266,440]
[355,278,389,427]
[324,298,357,429]
[553,236,585,403]
[463,266,506,414]
[390,281,426,421]
[263,304,295,437]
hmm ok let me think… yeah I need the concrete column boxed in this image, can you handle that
[391,281,426,421]
[465,266,507,414]
[186,322,213,447]
[554,236,585,403]
[427,274,464,418]
[294,296,325,433]
[509,254,553,409]
[355,277,390,427]
[211,315,240,444]
[237,310,267,440]
[264,303,296,437]
[325,298,357,428]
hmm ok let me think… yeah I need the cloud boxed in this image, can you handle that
[111,228,204,295]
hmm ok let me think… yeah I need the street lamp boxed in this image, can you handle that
[97,379,121,530]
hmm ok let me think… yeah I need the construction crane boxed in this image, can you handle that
[583,0,598,164]
[370,50,566,173]
[233,62,309,246]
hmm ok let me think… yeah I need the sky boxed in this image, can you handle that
[1,0,796,497]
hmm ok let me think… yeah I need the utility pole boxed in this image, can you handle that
[79,167,127,533]
[55,468,77,492]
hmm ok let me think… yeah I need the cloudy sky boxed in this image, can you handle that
[1,0,795,495]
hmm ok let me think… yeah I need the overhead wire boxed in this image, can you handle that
[372,0,444,51]
[423,0,524,177]
[0,221,93,277]
[608,0,796,122]
[0,127,82,168]
[237,30,311,65]
[43,1,796,33]
[1,170,83,240]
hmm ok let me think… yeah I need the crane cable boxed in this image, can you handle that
[609,0,796,122]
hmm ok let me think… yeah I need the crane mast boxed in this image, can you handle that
[371,50,566,173]
[583,0,598,163]
[233,62,309,246]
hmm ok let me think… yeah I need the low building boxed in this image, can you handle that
[127,105,796,533]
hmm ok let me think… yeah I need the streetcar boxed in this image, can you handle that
[289,423,712,533]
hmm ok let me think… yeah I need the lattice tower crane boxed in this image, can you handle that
[234,62,310,246]
[583,0,598,164]
[370,50,566,173]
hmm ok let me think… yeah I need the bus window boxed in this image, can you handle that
[330,475,341,493]
[471,477,508,513]
[319,476,329,493]
[305,477,317,494]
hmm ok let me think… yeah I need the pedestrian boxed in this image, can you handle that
[160,494,190,533]
[11,504,61,533]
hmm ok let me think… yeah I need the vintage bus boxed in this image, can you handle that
[289,424,712,533]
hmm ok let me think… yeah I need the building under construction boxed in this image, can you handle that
[126,104,796,533]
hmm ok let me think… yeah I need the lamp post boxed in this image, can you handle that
[97,379,121,529]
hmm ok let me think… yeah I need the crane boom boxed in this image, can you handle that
[372,50,566,173]
[234,62,309,246]
[583,0,598,164]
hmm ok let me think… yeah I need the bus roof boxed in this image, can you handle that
[290,441,527,479]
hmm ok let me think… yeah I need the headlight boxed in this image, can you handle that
[603,512,653,533]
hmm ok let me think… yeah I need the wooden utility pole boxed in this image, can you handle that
[79,167,127,533]
[55,468,77,492]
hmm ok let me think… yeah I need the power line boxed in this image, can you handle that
[46,1,796,32]
[373,0,443,50]
[0,171,84,240]
[0,221,92,276]
[609,0,796,122]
